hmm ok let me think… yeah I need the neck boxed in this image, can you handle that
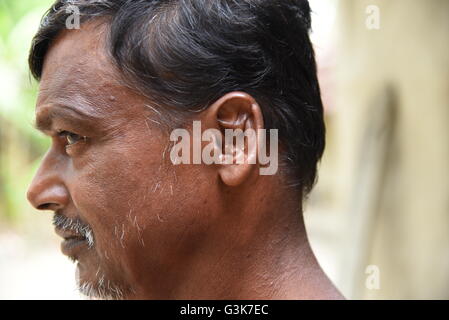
[161,182,342,300]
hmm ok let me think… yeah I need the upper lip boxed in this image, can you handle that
[54,227,86,241]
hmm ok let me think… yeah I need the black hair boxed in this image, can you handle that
[29,0,325,194]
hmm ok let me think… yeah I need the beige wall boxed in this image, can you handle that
[306,0,449,299]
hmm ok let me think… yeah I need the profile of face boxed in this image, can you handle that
[26,22,267,299]
[26,0,335,300]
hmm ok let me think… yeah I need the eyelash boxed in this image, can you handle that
[57,130,87,150]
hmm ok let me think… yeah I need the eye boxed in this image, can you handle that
[58,130,86,146]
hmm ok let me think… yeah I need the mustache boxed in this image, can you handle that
[53,214,95,248]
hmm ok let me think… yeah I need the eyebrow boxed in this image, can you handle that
[34,103,100,133]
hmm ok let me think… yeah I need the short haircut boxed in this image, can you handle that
[29,0,325,194]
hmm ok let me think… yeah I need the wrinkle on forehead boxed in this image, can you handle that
[37,19,124,116]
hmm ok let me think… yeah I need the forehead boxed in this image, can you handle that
[36,20,145,121]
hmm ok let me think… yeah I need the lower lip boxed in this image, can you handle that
[61,238,88,258]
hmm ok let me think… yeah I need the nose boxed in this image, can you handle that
[27,153,70,212]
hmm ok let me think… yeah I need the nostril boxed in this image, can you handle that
[37,203,53,210]
[27,181,69,211]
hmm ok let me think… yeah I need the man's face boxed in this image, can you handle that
[26,23,220,299]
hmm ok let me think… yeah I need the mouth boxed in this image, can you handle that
[55,228,90,260]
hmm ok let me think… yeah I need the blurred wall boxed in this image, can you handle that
[0,0,79,299]
[307,0,449,299]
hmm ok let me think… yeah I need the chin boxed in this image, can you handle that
[75,262,119,300]
[75,261,129,300]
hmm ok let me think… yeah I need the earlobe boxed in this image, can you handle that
[203,92,264,187]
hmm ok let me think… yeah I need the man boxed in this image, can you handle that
[26,0,342,299]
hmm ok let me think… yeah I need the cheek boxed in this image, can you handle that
[67,131,221,290]
[124,166,221,277]
[68,139,164,266]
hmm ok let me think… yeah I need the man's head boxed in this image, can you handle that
[27,0,325,299]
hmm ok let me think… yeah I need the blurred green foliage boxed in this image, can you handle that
[0,0,54,223]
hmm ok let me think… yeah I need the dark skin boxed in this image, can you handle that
[27,21,343,299]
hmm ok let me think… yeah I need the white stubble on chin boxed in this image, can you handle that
[75,262,80,286]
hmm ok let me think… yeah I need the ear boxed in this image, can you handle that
[201,91,264,187]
